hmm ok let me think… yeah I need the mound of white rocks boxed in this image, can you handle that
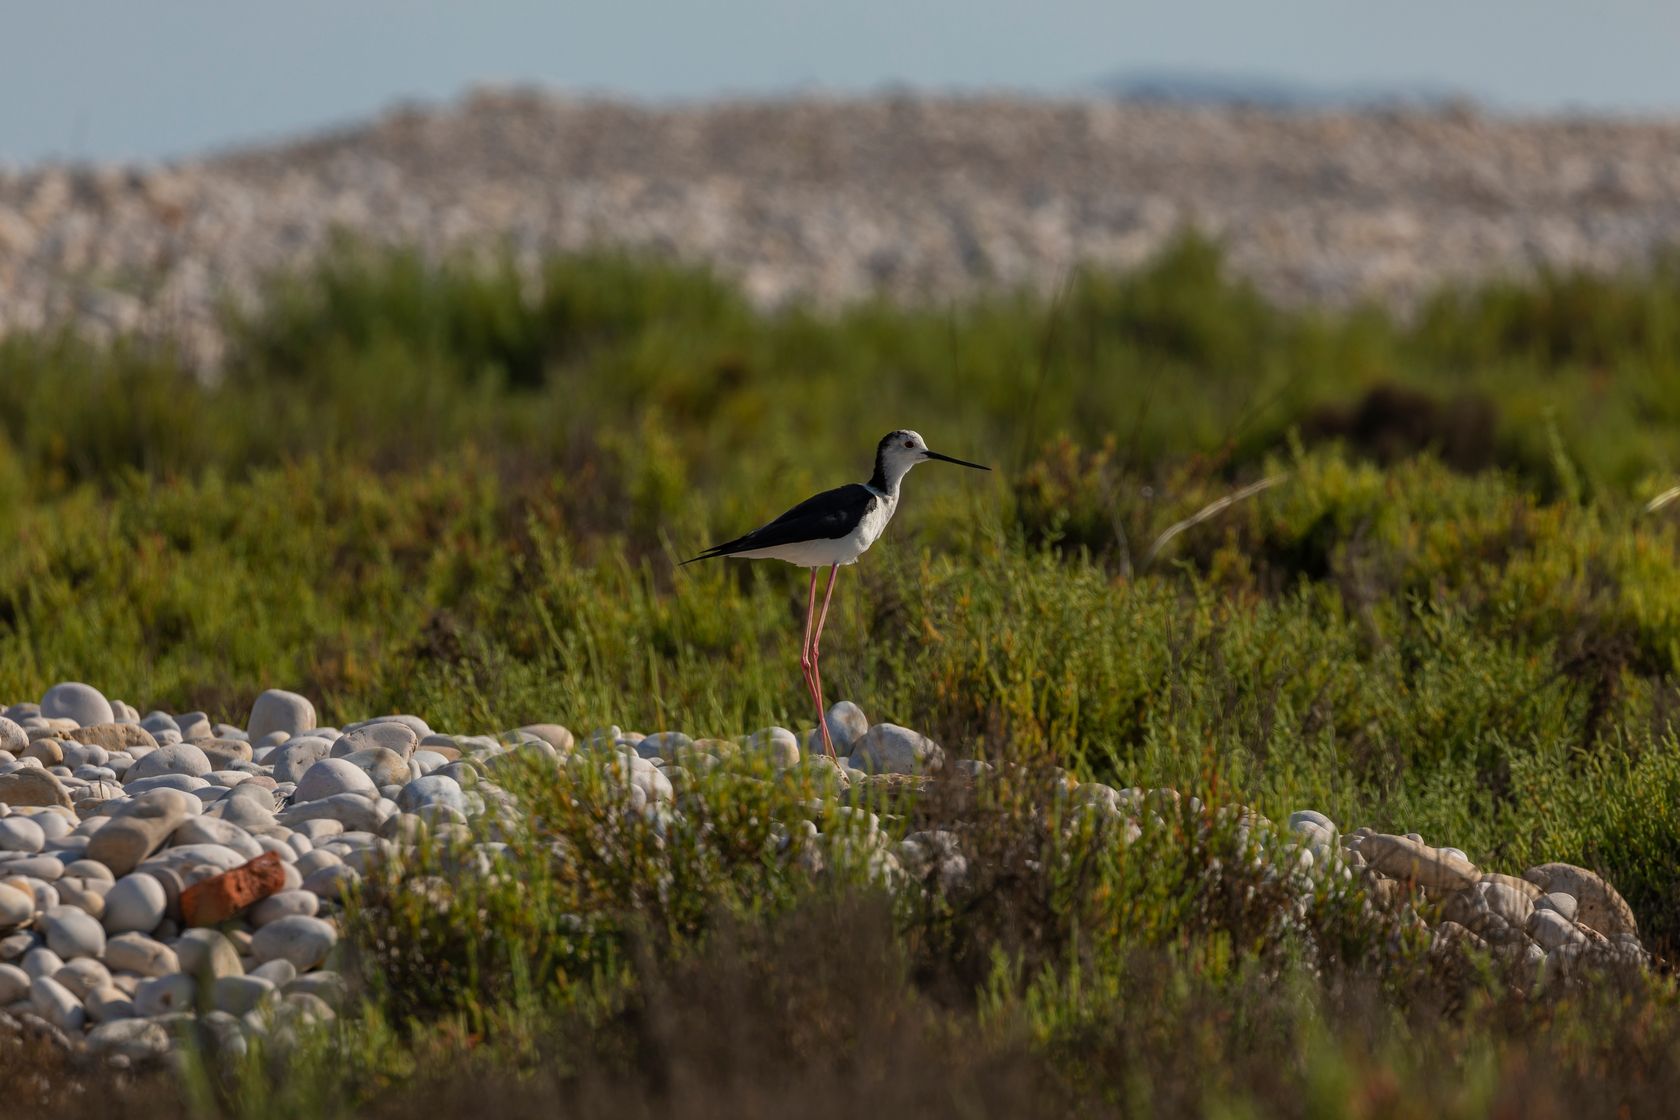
[1060,786,1649,982]
[1337,822,1648,979]
[0,680,1648,1064]
[14,93,1680,371]
[0,684,956,1062]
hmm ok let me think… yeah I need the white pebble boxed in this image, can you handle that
[103,873,168,934]
[250,915,337,971]
[0,817,45,853]
[134,972,196,1017]
[29,973,86,1031]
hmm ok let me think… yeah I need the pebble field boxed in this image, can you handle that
[0,680,1650,1066]
[8,92,1680,368]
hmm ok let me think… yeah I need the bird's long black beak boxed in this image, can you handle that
[924,450,991,471]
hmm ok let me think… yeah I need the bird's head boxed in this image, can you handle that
[874,430,990,489]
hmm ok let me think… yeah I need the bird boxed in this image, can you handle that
[684,430,990,759]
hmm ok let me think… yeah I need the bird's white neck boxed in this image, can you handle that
[868,449,920,497]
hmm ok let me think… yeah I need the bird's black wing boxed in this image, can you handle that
[682,483,876,564]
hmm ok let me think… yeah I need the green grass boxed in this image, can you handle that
[7,236,1680,1116]
[6,232,1680,505]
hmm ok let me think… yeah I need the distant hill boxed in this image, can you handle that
[4,91,1676,370]
[1099,68,1468,110]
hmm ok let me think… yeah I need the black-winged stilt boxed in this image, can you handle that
[684,430,990,759]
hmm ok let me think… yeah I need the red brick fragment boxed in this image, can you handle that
[179,851,287,927]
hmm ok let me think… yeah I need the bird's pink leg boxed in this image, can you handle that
[808,564,840,760]
[799,567,821,734]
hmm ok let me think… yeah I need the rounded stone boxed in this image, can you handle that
[62,744,112,772]
[208,786,280,835]
[104,932,180,977]
[62,859,114,883]
[410,751,448,775]
[147,865,187,916]
[21,945,64,979]
[292,819,341,844]
[124,774,210,796]
[0,961,27,1002]
[175,928,242,980]
[1522,862,1638,937]
[176,713,212,741]
[745,727,801,768]
[134,972,196,1017]
[1288,809,1336,833]
[823,700,870,752]
[0,768,72,808]
[0,816,44,854]
[338,747,410,788]
[54,879,107,920]
[123,743,212,783]
[250,915,337,971]
[29,973,86,1031]
[435,761,480,787]
[269,737,335,784]
[64,723,155,756]
[0,883,32,928]
[171,816,264,860]
[302,864,360,901]
[1530,909,1584,954]
[278,793,385,833]
[255,836,295,862]
[40,683,115,728]
[42,904,106,959]
[200,740,255,769]
[394,774,467,815]
[847,723,945,774]
[7,858,63,886]
[54,956,112,1000]
[87,791,194,875]
[284,970,346,1009]
[1478,879,1535,927]
[1358,833,1479,892]
[22,740,63,767]
[33,811,74,840]
[248,958,297,986]
[280,990,336,1026]
[250,889,319,927]
[247,690,317,742]
[511,724,573,753]
[147,842,245,877]
[343,715,431,744]
[84,984,137,1023]
[0,929,36,959]
[336,722,420,759]
[636,731,692,760]
[294,758,378,802]
[212,974,275,1016]
[293,848,342,877]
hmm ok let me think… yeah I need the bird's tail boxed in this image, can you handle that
[681,530,757,566]
[679,545,725,566]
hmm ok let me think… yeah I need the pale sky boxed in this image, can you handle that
[5,1,1680,163]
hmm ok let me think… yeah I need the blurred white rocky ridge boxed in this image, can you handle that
[3,90,1680,370]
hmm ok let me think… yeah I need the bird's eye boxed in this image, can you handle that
[904,440,914,448]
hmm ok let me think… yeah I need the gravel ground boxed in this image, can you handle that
[4,90,1680,368]
[0,682,1650,1064]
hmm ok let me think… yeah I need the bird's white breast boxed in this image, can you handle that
[849,488,897,558]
